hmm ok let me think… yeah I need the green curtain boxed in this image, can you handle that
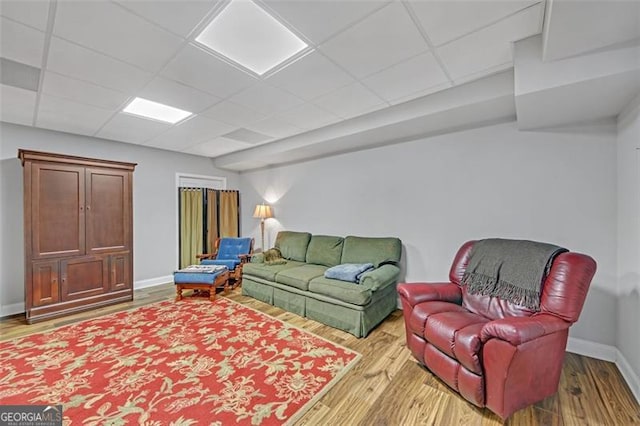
[206,189,218,253]
[179,189,203,268]
[219,190,239,237]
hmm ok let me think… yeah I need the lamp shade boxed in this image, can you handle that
[253,204,273,219]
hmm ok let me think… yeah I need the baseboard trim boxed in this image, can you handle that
[134,275,173,290]
[567,337,639,404]
[1,302,25,317]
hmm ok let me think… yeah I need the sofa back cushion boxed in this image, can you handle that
[306,235,344,267]
[341,236,401,268]
[275,231,312,262]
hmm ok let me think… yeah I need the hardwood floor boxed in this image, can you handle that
[2,283,638,425]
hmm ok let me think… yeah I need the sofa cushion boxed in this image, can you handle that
[275,231,312,262]
[341,236,401,268]
[308,277,372,306]
[275,265,328,291]
[243,260,305,282]
[305,235,344,267]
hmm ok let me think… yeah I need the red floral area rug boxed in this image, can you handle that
[0,298,361,425]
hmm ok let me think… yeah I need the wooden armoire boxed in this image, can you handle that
[19,150,137,323]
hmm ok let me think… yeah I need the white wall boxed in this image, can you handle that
[617,93,640,400]
[240,120,618,347]
[0,122,240,315]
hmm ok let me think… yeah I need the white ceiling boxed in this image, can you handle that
[0,0,638,171]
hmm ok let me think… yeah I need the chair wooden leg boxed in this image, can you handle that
[176,285,183,301]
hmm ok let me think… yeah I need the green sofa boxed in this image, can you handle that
[242,231,402,337]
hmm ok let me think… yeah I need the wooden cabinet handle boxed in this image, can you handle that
[86,205,91,210]
[80,206,84,211]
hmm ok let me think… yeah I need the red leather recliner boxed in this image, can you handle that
[397,240,597,419]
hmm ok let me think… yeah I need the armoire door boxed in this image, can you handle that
[31,260,60,306]
[109,252,131,291]
[31,163,85,259]
[60,256,109,301]
[85,168,131,255]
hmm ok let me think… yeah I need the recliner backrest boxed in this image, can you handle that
[449,240,596,322]
[217,237,252,260]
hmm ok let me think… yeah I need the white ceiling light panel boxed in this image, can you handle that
[195,0,308,75]
[123,97,192,124]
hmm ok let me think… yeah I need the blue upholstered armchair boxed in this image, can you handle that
[197,237,254,287]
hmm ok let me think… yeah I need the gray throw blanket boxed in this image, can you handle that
[461,239,567,311]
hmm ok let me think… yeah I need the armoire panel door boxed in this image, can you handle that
[32,260,60,307]
[31,163,85,258]
[85,169,131,254]
[60,256,109,301]
[109,252,131,291]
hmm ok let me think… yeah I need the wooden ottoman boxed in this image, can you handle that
[174,265,230,301]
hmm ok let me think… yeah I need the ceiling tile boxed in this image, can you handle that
[161,44,257,98]
[41,71,128,110]
[276,103,341,130]
[114,0,217,37]
[96,113,172,144]
[0,0,49,31]
[36,94,114,136]
[388,81,452,106]
[437,3,543,81]
[200,100,267,127]
[186,137,252,157]
[263,0,390,44]
[409,0,539,46]
[266,52,354,101]
[246,117,304,139]
[313,82,386,119]
[363,52,449,103]
[47,37,153,92]
[319,3,429,79]
[0,84,36,126]
[145,115,235,149]
[0,17,45,68]
[138,76,220,113]
[53,1,184,72]
[229,82,305,115]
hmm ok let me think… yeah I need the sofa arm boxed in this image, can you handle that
[397,282,462,307]
[250,253,264,263]
[480,314,570,346]
[359,264,400,291]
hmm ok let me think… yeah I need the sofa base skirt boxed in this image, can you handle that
[242,276,397,338]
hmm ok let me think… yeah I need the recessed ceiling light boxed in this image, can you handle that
[123,97,192,124]
[195,0,308,76]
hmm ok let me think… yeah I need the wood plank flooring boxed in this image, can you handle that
[1,283,638,425]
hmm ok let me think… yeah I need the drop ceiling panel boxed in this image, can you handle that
[363,52,450,103]
[41,71,128,110]
[263,0,390,44]
[145,115,234,149]
[319,3,429,79]
[246,117,304,139]
[0,84,36,126]
[266,52,354,101]
[96,113,172,144]
[0,0,50,31]
[53,1,184,72]
[313,82,386,119]
[138,76,220,113]
[229,82,305,115]
[47,37,153,92]
[200,100,267,127]
[37,94,114,136]
[437,3,543,81]
[0,17,45,68]
[409,0,539,46]
[186,137,253,157]
[161,44,257,98]
[276,103,341,130]
[114,0,216,37]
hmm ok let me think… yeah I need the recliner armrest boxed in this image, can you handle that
[480,314,570,346]
[397,282,462,307]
